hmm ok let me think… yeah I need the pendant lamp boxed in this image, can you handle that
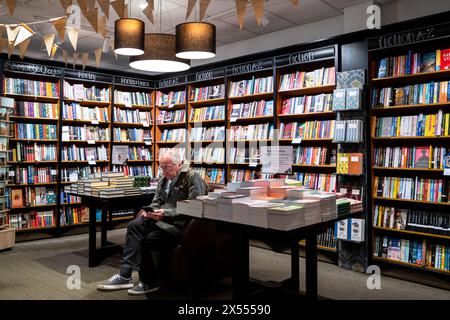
[114,18,145,56]
[175,22,216,59]
[129,33,191,72]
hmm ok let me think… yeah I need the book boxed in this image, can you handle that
[378,58,388,78]
[346,88,361,110]
[441,48,450,70]
[332,89,346,110]
[336,153,349,174]
[414,146,430,168]
[421,52,436,73]
[348,153,363,175]
[11,189,24,208]
[336,69,365,89]
[394,87,407,105]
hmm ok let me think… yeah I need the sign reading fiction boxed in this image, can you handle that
[64,69,112,83]
[115,76,153,89]
[3,61,63,77]
[276,46,335,67]
[158,76,186,89]
[188,68,225,83]
[226,59,273,76]
[368,22,450,50]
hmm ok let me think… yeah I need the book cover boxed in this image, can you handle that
[346,88,361,110]
[336,69,365,89]
[332,89,346,111]
[378,58,388,78]
[414,146,430,168]
[441,48,450,70]
[348,153,363,175]
[11,189,24,208]
[394,87,407,105]
[421,52,436,73]
[336,153,349,174]
[35,187,47,205]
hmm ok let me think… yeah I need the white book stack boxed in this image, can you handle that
[226,182,242,192]
[303,193,337,221]
[235,186,268,199]
[176,199,204,218]
[233,199,267,225]
[247,202,284,228]
[267,204,305,231]
[286,199,322,226]
[203,197,218,220]
[216,194,250,222]
[286,188,314,199]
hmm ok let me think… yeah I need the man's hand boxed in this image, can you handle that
[139,208,164,221]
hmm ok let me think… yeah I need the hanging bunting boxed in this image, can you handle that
[199,0,211,21]
[88,0,96,11]
[43,34,56,57]
[18,38,31,59]
[67,27,79,51]
[85,8,99,33]
[110,41,117,60]
[60,0,72,12]
[6,25,20,44]
[143,5,154,25]
[124,4,129,18]
[98,15,107,38]
[8,43,14,58]
[97,0,110,19]
[52,16,68,41]
[111,0,126,19]
[62,48,69,66]
[73,52,80,68]
[0,38,8,53]
[94,48,102,68]
[186,0,197,20]
[78,0,89,12]
[146,0,154,11]
[251,0,264,26]
[102,37,112,53]
[50,44,58,59]
[82,52,89,70]
[14,23,35,46]
[6,0,16,16]
[235,0,248,30]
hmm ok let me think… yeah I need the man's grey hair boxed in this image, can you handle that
[161,149,183,165]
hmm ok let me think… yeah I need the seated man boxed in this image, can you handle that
[97,149,208,295]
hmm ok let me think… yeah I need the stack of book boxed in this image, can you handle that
[336,198,351,217]
[267,204,306,231]
[303,193,337,221]
[176,199,204,218]
[247,202,284,228]
[286,199,322,226]
[216,193,250,222]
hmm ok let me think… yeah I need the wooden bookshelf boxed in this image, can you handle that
[372,226,450,241]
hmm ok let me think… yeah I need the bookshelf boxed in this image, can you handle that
[187,69,226,185]
[368,26,450,280]
[111,76,154,179]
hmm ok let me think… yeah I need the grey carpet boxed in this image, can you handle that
[0,228,448,300]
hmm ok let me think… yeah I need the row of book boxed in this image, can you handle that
[62,126,109,141]
[332,88,362,111]
[229,169,258,182]
[376,48,450,78]
[114,90,152,106]
[5,78,59,97]
[293,146,336,166]
[229,100,274,118]
[112,165,153,178]
[60,207,88,226]
[374,236,449,271]
[155,90,186,106]
[157,148,186,162]
[63,103,109,122]
[113,128,152,142]
[371,81,450,108]
[279,67,336,91]
[189,84,225,101]
[374,176,445,202]
[157,109,186,124]
[334,120,363,142]
[190,105,225,122]
[64,82,110,102]
[9,166,58,184]
[190,126,225,142]
[229,76,273,97]
[374,112,450,137]
[279,120,335,140]
[126,146,152,161]
[191,147,225,164]
[9,187,56,208]
[373,146,448,169]
[61,166,109,183]
[228,123,274,141]
[60,191,81,204]
[373,205,450,236]
[229,147,260,164]
[61,145,109,161]
[114,108,152,125]
[292,172,336,192]
[159,128,186,142]
[280,94,333,115]
[317,227,337,249]
[192,167,225,184]
[10,143,57,162]
[15,102,58,119]
[8,211,55,230]
[15,123,57,140]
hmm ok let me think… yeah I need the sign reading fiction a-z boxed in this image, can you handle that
[115,76,153,89]
[368,22,450,51]
[64,69,112,83]
[276,46,335,67]
[226,59,273,76]
[158,76,186,89]
[187,68,225,83]
[3,61,63,77]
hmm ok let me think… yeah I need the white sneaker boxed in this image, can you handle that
[97,274,134,291]
[128,282,160,295]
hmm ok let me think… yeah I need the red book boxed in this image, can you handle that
[441,49,450,70]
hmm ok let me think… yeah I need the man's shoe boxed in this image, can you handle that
[128,282,160,295]
[97,274,134,291]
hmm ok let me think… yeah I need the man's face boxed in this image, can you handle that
[159,157,181,180]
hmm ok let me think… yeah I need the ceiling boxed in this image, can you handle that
[0,0,396,75]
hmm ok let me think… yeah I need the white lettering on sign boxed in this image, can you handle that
[288,51,315,65]
[77,72,96,81]
[195,71,213,81]
[377,28,435,49]
[231,61,264,75]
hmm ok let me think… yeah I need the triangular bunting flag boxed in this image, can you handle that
[52,16,68,41]
[199,0,211,21]
[6,25,20,44]
[251,0,264,26]
[94,48,102,68]
[67,27,79,51]
[73,52,79,68]
[146,0,154,11]
[102,37,112,53]
[43,34,55,57]
[82,52,89,70]
[97,0,110,18]
[0,38,8,53]
[8,42,14,58]
[143,5,154,25]
[235,0,248,30]
[98,15,107,38]
[60,0,72,12]
[186,0,197,20]
[78,0,89,12]
[62,49,69,66]
[18,38,31,59]
[50,44,58,59]
[14,23,35,47]
[88,0,96,11]
[85,8,99,33]
[6,0,16,16]
[111,0,126,19]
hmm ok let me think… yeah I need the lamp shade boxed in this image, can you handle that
[175,22,216,59]
[114,18,145,56]
[129,34,191,72]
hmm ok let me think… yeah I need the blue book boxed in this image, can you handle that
[378,58,388,78]
[421,52,436,72]
[405,50,412,74]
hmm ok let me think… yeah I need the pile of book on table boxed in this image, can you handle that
[177,178,363,231]
[64,172,156,198]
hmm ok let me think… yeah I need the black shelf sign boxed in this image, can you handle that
[276,46,336,67]
[368,21,450,51]
[188,68,225,83]
[64,69,113,83]
[115,76,153,89]
[158,76,186,89]
[226,58,273,76]
[3,61,63,77]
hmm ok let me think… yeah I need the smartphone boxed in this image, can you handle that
[142,205,155,212]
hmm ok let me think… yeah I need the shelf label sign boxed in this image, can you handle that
[116,76,152,88]
[142,121,149,127]
[260,145,293,174]
[227,58,273,75]
[87,140,95,145]
[88,160,96,165]
[4,61,63,76]
[292,138,302,144]
[158,76,186,89]
[64,70,112,83]
[276,46,335,67]
[188,68,225,82]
